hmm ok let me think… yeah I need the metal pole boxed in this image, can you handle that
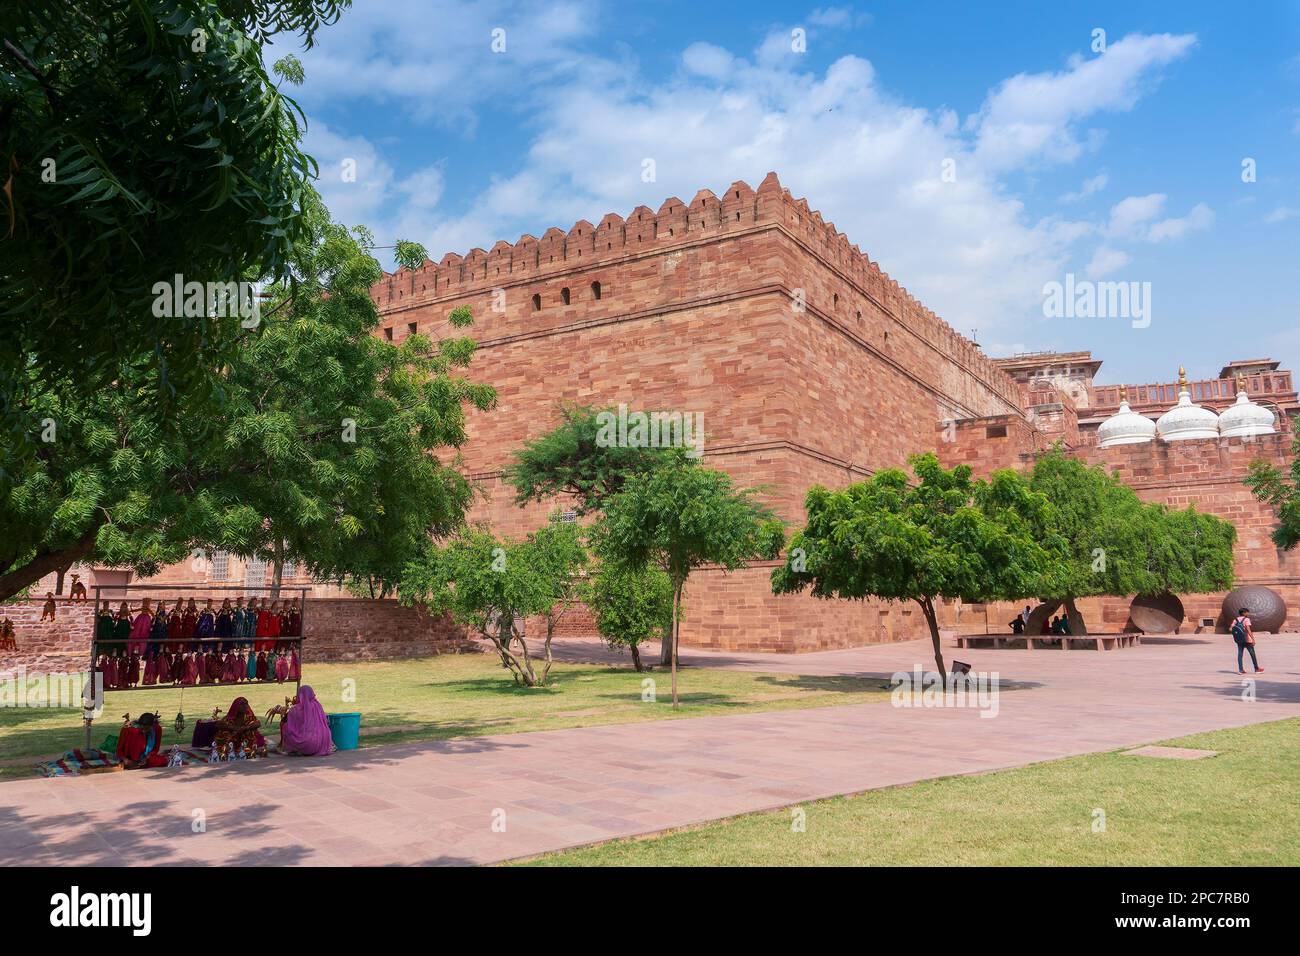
[295,587,305,699]
[86,584,99,750]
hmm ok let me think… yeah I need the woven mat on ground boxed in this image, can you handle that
[36,748,124,777]
[35,746,224,776]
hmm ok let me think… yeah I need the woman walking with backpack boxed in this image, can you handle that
[1231,607,1264,675]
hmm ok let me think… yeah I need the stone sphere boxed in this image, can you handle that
[1129,592,1184,633]
[1218,586,1287,633]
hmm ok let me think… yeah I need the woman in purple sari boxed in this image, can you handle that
[273,686,334,756]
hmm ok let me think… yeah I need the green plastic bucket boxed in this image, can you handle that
[326,712,361,751]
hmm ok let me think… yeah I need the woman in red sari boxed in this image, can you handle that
[212,697,267,760]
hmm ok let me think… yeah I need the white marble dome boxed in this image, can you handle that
[1097,397,1156,447]
[1156,369,1220,441]
[1218,386,1275,438]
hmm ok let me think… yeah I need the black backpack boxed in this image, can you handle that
[1230,617,1248,642]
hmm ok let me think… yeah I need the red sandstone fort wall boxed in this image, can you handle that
[92,175,1299,653]
[368,175,1029,651]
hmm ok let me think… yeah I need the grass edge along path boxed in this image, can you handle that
[0,652,896,779]
[512,717,1300,867]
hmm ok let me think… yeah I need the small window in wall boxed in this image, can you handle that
[532,293,542,311]
[552,510,579,524]
[407,322,417,335]
[985,425,1008,439]
[210,551,230,582]
[243,557,266,591]
[383,327,393,341]
[561,287,571,305]
[590,281,602,300]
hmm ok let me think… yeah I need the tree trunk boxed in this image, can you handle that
[270,539,284,601]
[0,528,99,603]
[1063,596,1087,636]
[918,597,947,687]
[540,614,556,685]
[670,578,683,709]
[630,641,643,672]
[481,624,535,686]
[514,625,538,685]
[658,620,672,666]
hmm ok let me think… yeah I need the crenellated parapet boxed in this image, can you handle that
[371,171,1021,409]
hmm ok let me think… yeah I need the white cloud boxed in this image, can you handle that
[1104,194,1213,243]
[309,25,1201,337]
[969,33,1196,171]
[1265,206,1300,224]
[288,0,601,126]
[682,42,736,80]
[1085,246,1130,278]
[1146,202,1213,241]
[1060,172,1108,202]
[304,122,446,251]
[1106,193,1166,238]
[807,6,873,28]
[303,122,395,229]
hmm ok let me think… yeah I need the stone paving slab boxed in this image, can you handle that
[1,633,1296,866]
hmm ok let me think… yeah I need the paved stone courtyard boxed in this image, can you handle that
[2,633,1297,866]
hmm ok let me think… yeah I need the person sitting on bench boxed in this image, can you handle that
[1009,616,1025,635]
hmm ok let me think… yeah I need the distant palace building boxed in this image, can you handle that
[38,174,1300,651]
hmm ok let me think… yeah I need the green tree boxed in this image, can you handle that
[504,403,687,516]
[0,187,494,601]
[1147,503,1236,596]
[0,0,348,466]
[1246,436,1300,550]
[593,460,784,706]
[1028,449,1235,631]
[398,521,588,687]
[1026,449,1158,632]
[589,562,673,672]
[772,454,1059,680]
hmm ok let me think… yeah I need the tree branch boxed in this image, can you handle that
[2,39,60,110]
[0,526,99,602]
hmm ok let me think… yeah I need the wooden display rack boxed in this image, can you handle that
[84,583,310,749]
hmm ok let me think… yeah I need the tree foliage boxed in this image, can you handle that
[589,562,674,673]
[593,459,784,704]
[0,0,350,465]
[398,521,588,687]
[0,186,494,601]
[772,454,1060,678]
[1246,433,1300,551]
[1027,449,1235,629]
[504,403,688,516]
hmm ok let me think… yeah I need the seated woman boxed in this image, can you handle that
[269,685,334,756]
[211,696,268,760]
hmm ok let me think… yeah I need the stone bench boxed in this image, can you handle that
[951,632,1141,651]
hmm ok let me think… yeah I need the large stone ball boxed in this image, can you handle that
[1217,586,1287,633]
[1129,592,1185,633]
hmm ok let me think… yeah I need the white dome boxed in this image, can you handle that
[1219,387,1275,438]
[1156,375,1220,442]
[1097,398,1156,447]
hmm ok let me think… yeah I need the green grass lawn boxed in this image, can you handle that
[517,718,1300,866]
[0,651,891,778]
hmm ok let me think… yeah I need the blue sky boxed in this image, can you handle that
[271,0,1300,386]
